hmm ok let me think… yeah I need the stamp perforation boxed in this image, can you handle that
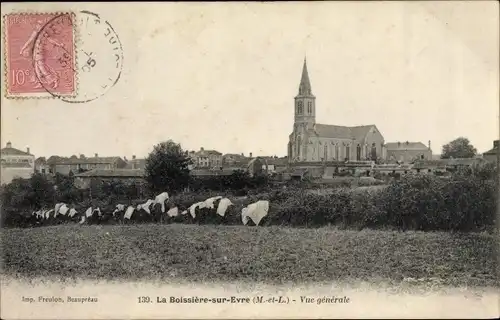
[2,11,79,100]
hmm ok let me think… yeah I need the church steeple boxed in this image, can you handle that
[294,57,316,130]
[298,57,312,96]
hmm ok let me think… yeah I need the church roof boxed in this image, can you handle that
[312,124,375,140]
[298,57,312,96]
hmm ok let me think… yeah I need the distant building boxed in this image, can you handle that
[0,141,35,184]
[288,58,386,163]
[191,147,222,168]
[73,168,146,189]
[47,154,127,175]
[385,141,432,163]
[35,157,48,174]
[482,140,499,163]
[222,153,249,166]
[247,157,264,177]
[124,155,146,170]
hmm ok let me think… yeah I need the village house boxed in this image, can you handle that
[73,168,146,189]
[288,58,386,163]
[222,153,249,166]
[0,141,35,184]
[385,141,433,163]
[46,154,127,175]
[124,155,146,170]
[482,140,499,163]
[35,157,48,174]
[190,147,223,168]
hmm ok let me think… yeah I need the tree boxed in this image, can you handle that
[145,140,193,194]
[441,137,477,159]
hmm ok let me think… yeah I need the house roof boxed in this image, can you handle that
[312,124,376,141]
[1,147,32,156]
[413,158,485,168]
[483,147,498,155]
[47,156,124,165]
[223,153,246,158]
[265,158,288,166]
[124,159,146,170]
[75,168,145,178]
[191,168,236,176]
[196,149,222,156]
[385,142,428,150]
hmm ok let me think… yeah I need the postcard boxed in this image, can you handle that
[1,1,499,319]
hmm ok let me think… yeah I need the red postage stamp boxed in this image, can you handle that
[4,13,76,98]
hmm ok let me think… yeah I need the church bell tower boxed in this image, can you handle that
[294,57,316,130]
[289,57,316,162]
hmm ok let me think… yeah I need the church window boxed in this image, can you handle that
[307,101,312,114]
[324,144,328,161]
[297,101,303,114]
[345,145,350,161]
[356,144,361,161]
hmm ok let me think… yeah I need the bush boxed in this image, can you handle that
[1,170,496,233]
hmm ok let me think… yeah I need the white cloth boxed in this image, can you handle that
[154,192,169,213]
[79,216,86,224]
[189,202,207,218]
[204,196,223,209]
[112,204,125,216]
[59,204,69,215]
[94,207,102,217]
[45,209,54,219]
[85,207,93,218]
[241,200,269,226]
[137,199,155,214]
[124,206,135,220]
[181,210,188,215]
[167,207,179,217]
[69,208,77,218]
[216,198,233,217]
[54,203,65,217]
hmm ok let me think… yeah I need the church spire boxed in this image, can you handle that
[298,57,312,96]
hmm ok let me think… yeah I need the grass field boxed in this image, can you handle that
[1,224,498,288]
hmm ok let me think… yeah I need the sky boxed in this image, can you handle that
[1,1,499,159]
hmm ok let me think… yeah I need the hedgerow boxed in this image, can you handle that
[0,170,497,232]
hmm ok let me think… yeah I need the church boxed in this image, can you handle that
[287,58,386,163]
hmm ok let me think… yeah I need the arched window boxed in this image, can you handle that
[297,101,303,115]
[371,143,377,160]
[356,144,361,161]
[307,101,312,114]
[324,144,328,161]
[345,144,350,161]
[335,144,339,160]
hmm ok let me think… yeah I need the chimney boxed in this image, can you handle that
[6,141,12,148]
[26,147,30,154]
[132,155,136,160]
[200,147,204,151]
[241,153,244,157]
[428,140,431,150]
[95,153,98,158]
[250,152,253,158]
